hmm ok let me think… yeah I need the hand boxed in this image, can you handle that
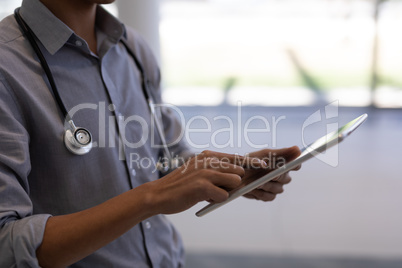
[241,146,301,201]
[145,150,267,215]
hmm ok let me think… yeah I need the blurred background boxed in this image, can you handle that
[158,0,402,108]
[2,0,401,267]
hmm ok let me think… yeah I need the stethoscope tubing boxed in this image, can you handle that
[14,8,175,171]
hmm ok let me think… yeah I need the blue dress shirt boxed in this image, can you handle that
[0,0,192,267]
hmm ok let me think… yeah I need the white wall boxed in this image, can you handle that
[116,0,161,63]
[166,107,402,259]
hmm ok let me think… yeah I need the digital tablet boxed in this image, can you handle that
[196,113,368,217]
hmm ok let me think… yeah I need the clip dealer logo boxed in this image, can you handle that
[66,100,341,168]
[301,101,339,167]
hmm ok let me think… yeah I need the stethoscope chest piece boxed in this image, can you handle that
[64,120,92,155]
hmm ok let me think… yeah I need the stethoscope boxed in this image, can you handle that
[14,8,177,173]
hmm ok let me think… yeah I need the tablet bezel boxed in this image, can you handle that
[195,113,368,217]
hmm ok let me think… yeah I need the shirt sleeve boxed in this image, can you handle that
[0,78,52,267]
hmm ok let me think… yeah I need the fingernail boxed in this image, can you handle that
[260,159,268,167]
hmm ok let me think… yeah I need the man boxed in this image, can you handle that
[0,0,301,267]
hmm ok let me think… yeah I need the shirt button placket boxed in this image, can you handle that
[75,40,83,46]
[145,221,151,230]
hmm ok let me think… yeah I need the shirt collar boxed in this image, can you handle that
[19,0,125,55]
[95,6,126,44]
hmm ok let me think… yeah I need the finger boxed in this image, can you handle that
[244,190,277,202]
[184,156,248,178]
[199,150,267,169]
[249,146,302,169]
[208,171,242,190]
[198,172,242,202]
[200,182,230,203]
[206,157,246,176]
[272,172,292,183]
[249,146,301,160]
[293,164,302,171]
[207,187,229,203]
[257,181,285,194]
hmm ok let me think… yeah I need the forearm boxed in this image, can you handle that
[35,151,267,267]
[36,184,157,268]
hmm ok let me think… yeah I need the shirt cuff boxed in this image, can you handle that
[0,214,51,267]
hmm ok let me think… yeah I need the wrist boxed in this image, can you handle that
[133,181,163,218]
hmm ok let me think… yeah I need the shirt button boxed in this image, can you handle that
[108,104,116,112]
[145,221,151,229]
[131,169,136,176]
[75,40,83,46]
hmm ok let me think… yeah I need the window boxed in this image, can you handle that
[0,0,21,19]
[160,0,402,107]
